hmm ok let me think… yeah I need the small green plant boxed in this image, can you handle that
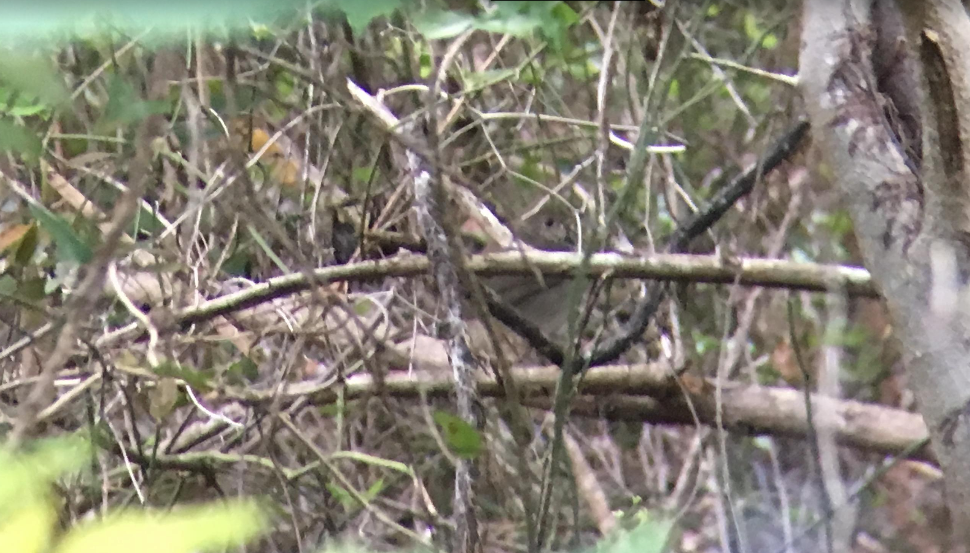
[585,512,673,553]
[0,436,267,553]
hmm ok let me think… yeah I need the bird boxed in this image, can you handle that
[466,202,580,337]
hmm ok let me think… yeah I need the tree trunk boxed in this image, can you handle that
[800,0,970,543]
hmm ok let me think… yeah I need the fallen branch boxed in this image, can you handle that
[220,362,931,462]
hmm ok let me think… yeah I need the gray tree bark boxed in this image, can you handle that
[801,0,970,543]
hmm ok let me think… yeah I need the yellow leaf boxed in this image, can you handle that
[234,123,304,190]
[54,502,266,553]
[0,497,54,553]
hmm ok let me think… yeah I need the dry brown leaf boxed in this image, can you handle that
[0,223,33,254]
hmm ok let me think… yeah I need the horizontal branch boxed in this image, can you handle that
[469,252,875,294]
[93,251,878,349]
[223,362,931,462]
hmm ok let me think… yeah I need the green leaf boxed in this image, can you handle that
[28,204,94,264]
[743,13,761,42]
[0,2,310,41]
[0,85,52,117]
[99,74,170,130]
[667,78,680,101]
[418,52,433,79]
[54,502,266,553]
[332,0,402,35]
[412,10,475,40]
[414,1,576,41]
[18,276,47,303]
[0,119,42,159]
[587,516,673,553]
[0,275,16,295]
[433,411,482,459]
[480,1,575,39]
[227,356,259,384]
[477,11,544,36]
[351,166,374,185]
[549,2,579,28]
[364,478,385,501]
[325,482,356,507]
[153,361,212,392]
[0,53,69,108]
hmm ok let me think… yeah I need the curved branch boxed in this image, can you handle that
[588,120,810,366]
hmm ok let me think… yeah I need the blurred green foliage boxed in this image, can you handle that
[0,436,267,553]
